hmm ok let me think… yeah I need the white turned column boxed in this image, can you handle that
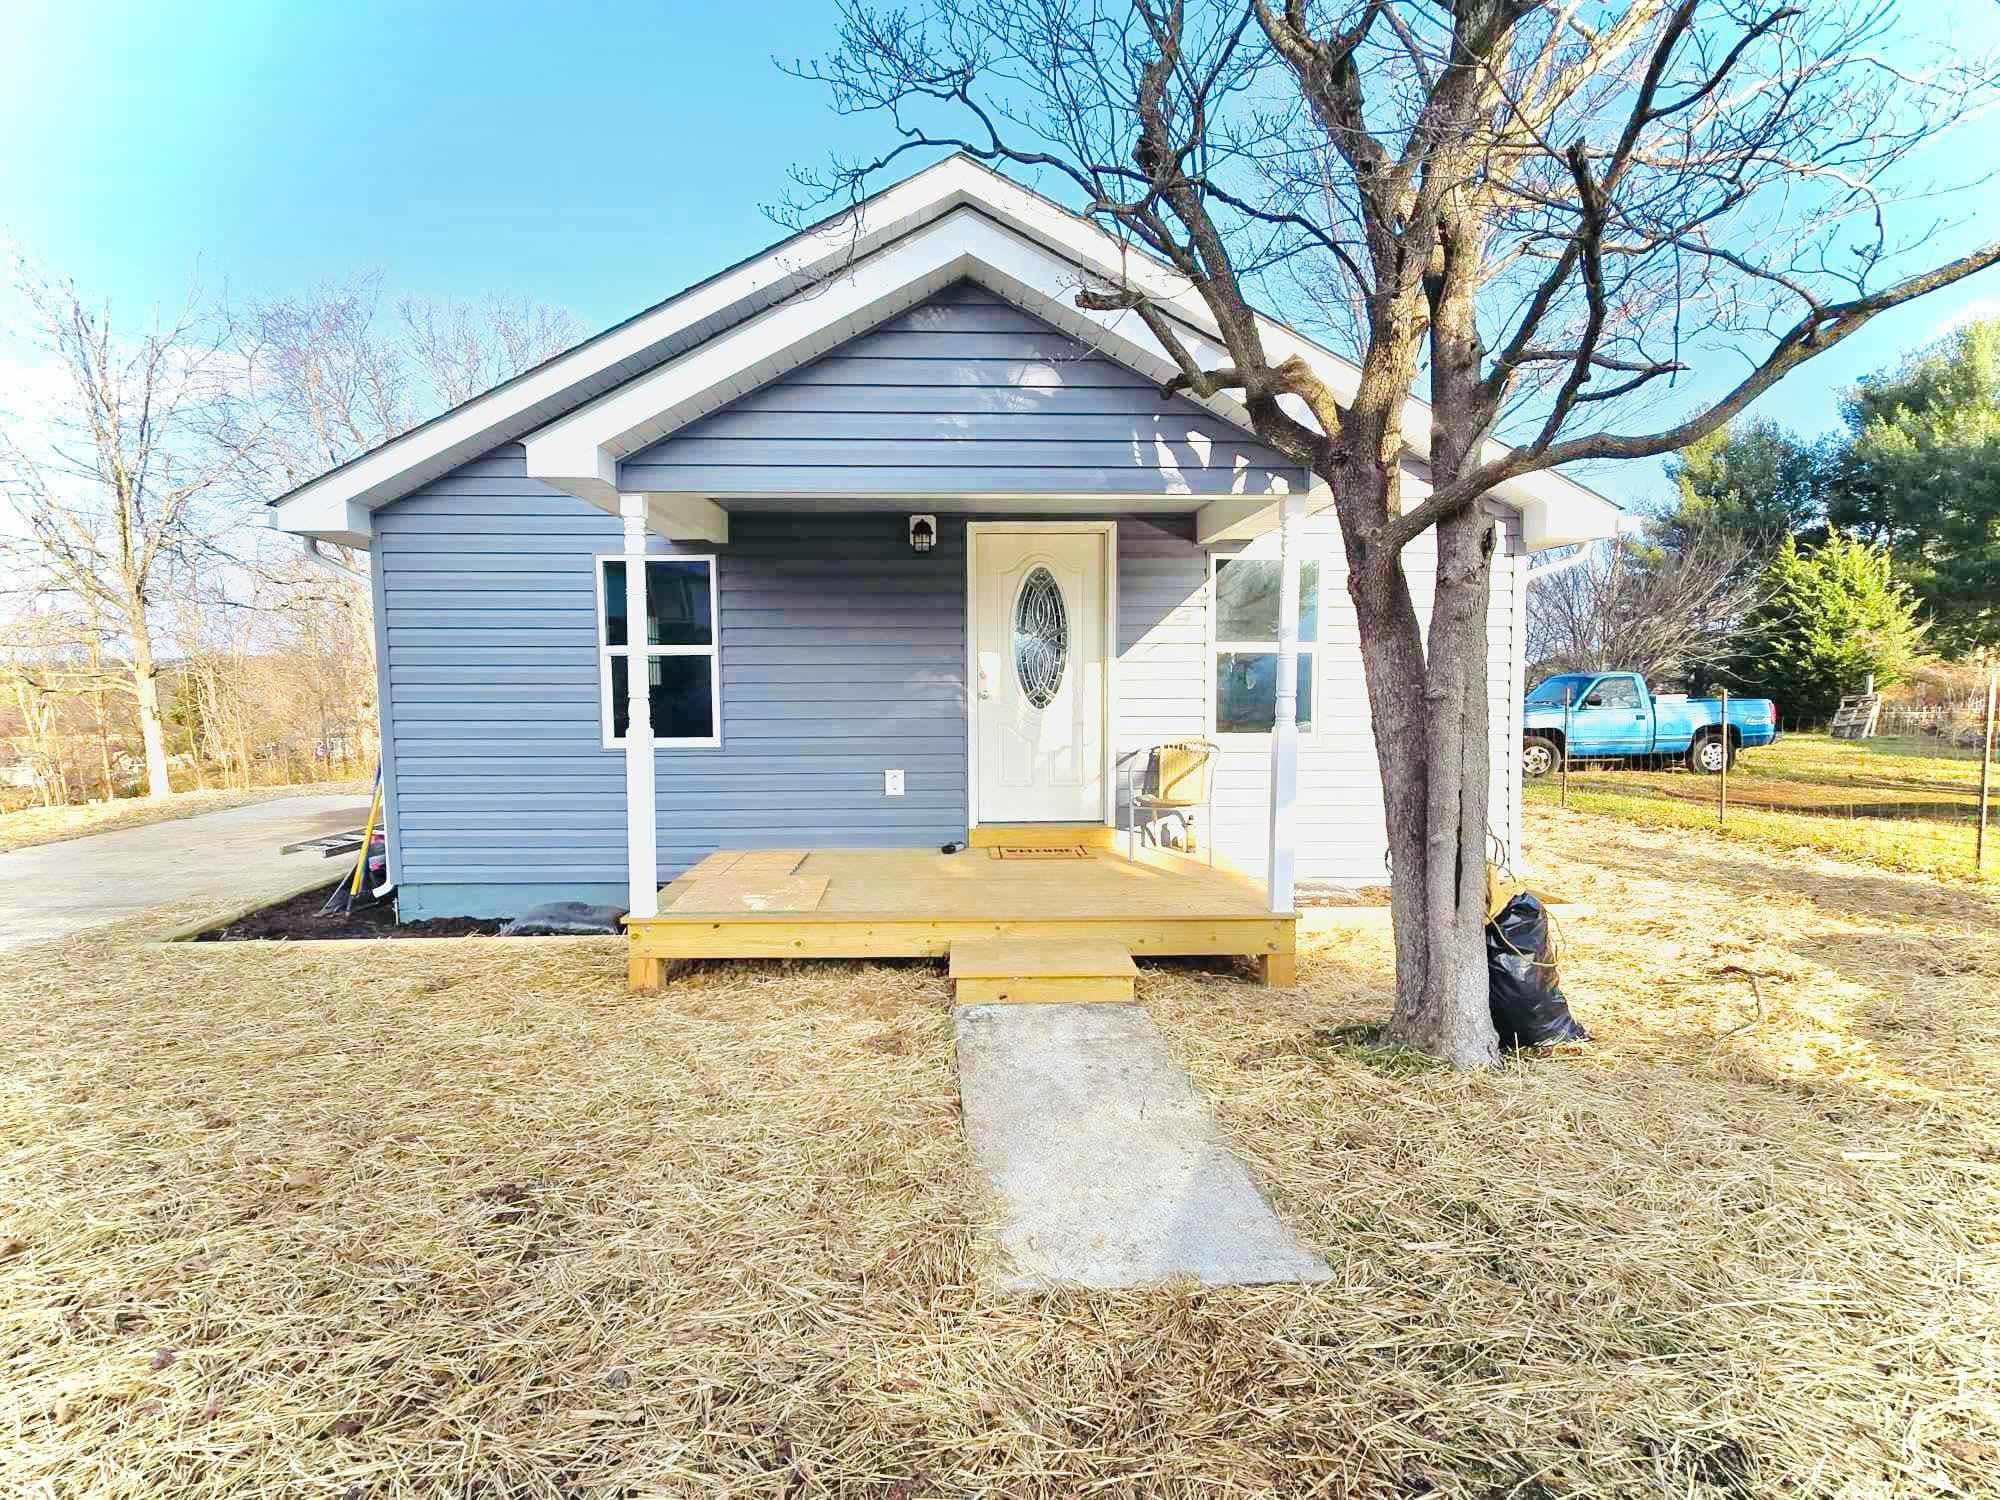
[1266,491,1305,914]
[620,495,658,918]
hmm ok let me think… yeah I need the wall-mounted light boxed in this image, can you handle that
[909,514,937,553]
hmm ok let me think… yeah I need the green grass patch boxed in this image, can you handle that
[1742,732,1990,792]
[1308,1022,1451,1077]
[1526,734,1995,883]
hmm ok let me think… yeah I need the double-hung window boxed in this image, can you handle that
[1210,553,1319,735]
[596,556,721,747]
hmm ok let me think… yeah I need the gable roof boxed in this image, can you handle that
[618,280,1307,500]
[269,154,1621,551]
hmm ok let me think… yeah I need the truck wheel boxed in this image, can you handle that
[1522,736,1559,779]
[1686,733,1735,774]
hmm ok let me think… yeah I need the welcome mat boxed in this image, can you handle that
[988,846,1091,860]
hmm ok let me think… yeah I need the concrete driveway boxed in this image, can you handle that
[0,793,372,952]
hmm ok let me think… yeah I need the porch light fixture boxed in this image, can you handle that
[909,514,937,553]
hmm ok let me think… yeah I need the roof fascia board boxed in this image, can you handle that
[264,495,371,547]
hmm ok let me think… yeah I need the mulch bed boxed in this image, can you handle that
[193,881,507,941]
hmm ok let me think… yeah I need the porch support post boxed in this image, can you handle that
[1266,491,1305,914]
[620,494,659,920]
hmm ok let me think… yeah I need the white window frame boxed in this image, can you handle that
[1206,548,1321,742]
[593,553,722,750]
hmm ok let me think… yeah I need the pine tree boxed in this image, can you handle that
[1656,419,1827,564]
[1828,320,2000,655]
[1726,531,1926,723]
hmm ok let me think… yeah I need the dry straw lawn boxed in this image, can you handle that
[2,807,1996,1497]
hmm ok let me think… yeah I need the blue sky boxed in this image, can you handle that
[5,0,1998,512]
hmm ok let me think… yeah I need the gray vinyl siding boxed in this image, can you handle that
[376,452,979,915]
[620,282,1304,497]
[378,458,1525,914]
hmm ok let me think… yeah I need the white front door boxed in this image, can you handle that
[971,527,1108,824]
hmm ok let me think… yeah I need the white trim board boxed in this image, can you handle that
[964,520,1119,831]
[591,552,724,751]
[266,154,1622,552]
[1204,548,1326,744]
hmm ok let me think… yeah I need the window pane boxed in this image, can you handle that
[1586,676,1639,708]
[1215,651,1315,734]
[1013,565,1068,709]
[603,559,712,648]
[645,560,712,646]
[603,560,629,647]
[1214,557,1319,641]
[612,654,715,741]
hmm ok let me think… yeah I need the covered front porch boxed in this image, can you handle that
[624,833,1297,993]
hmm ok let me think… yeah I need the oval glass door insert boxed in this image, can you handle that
[1013,566,1068,709]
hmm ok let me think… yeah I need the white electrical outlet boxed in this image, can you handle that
[884,769,905,796]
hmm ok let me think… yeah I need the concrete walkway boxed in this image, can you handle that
[0,793,371,952]
[955,1002,1331,1291]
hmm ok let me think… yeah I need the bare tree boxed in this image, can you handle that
[218,275,579,504]
[205,276,575,772]
[1,607,79,807]
[795,0,2000,1063]
[1527,524,1762,686]
[0,261,241,799]
[0,596,140,804]
[1,257,573,810]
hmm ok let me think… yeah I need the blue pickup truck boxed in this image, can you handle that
[1522,671,1779,778]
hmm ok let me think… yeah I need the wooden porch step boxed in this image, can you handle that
[948,938,1139,1005]
[967,823,1117,850]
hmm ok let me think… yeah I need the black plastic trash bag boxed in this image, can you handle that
[499,901,627,937]
[1487,890,1588,1048]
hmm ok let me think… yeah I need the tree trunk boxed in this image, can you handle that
[1369,215,1506,1068]
[127,618,172,800]
[94,683,115,801]
[1329,455,1503,1067]
[1401,502,1500,1065]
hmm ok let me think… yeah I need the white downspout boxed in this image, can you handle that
[1526,542,1598,582]
[1266,491,1305,913]
[299,535,369,583]
[299,535,390,891]
[620,495,659,918]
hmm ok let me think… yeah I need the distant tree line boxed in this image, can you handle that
[1532,318,2000,722]
[0,257,576,807]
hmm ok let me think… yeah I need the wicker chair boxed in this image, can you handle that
[1126,739,1221,865]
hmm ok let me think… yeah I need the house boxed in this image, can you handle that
[268,156,1621,991]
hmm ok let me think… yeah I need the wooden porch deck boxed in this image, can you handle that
[624,843,1296,992]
